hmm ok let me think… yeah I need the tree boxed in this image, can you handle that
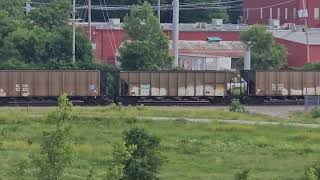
[107,141,136,180]
[240,25,287,70]
[122,128,164,180]
[0,0,93,67]
[32,94,75,180]
[117,2,172,70]
[179,0,229,23]
[0,11,17,62]
[0,0,24,18]
[9,27,49,64]
[28,0,70,30]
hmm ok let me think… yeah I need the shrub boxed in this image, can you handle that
[110,103,123,111]
[15,160,30,179]
[229,99,247,113]
[122,128,164,180]
[32,94,76,180]
[304,167,317,180]
[234,169,251,180]
[86,168,96,180]
[136,104,145,111]
[107,141,136,180]
[309,163,320,179]
[311,108,320,119]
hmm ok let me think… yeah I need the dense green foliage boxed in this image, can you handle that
[107,141,136,180]
[240,25,288,70]
[31,94,75,179]
[311,108,320,119]
[303,63,320,70]
[117,2,172,70]
[0,0,24,18]
[0,0,94,69]
[229,99,247,113]
[234,169,251,180]
[122,128,163,180]
[1,106,320,179]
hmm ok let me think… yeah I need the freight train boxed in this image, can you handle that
[0,70,318,106]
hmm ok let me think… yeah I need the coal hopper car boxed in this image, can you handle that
[118,70,236,104]
[0,70,104,105]
[241,70,320,104]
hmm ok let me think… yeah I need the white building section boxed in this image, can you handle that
[179,56,232,71]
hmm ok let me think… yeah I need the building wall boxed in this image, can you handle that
[93,29,126,64]
[275,38,320,67]
[243,0,320,28]
[85,26,320,67]
[307,1,320,28]
[310,45,320,64]
[179,56,232,70]
[90,28,241,64]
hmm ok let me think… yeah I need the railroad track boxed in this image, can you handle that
[0,99,306,107]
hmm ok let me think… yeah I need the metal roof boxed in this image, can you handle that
[169,40,246,58]
[273,30,320,45]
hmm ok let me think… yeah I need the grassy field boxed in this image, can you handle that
[1,106,320,179]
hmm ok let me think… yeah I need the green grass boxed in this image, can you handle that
[0,106,320,179]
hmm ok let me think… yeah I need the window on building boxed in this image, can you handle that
[270,8,273,19]
[294,8,297,20]
[315,8,320,20]
[278,8,280,19]
[285,8,288,20]
[261,8,263,19]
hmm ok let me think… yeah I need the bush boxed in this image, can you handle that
[122,128,164,180]
[309,163,320,179]
[304,167,317,180]
[234,169,251,180]
[110,103,123,111]
[32,94,76,180]
[229,99,247,113]
[311,108,320,119]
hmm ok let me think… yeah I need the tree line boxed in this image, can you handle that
[0,0,97,70]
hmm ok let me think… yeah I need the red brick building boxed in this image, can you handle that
[243,0,320,28]
[85,23,245,64]
[273,30,320,66]
[83,22,320,68]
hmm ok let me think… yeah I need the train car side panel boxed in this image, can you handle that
[290,72,303,96]
[0,70,100,98]
[119,71,236,98]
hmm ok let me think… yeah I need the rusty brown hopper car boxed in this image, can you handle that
[0,70,100,98]
[242,70,320,97]
[119,71,236,101]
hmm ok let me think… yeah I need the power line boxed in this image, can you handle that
[102,0,117,55]
[97,0,116,56]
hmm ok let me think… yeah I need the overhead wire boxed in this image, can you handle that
[97,0,116,55]
[102,0,117,55]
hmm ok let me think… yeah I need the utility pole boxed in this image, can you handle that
[157,0,161,24]
[302,0,310,63]
[24,0,32,15]
[88,0,92,41]
[244,47,251,70]
[172,0,179,68]
[72,0,76,63]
